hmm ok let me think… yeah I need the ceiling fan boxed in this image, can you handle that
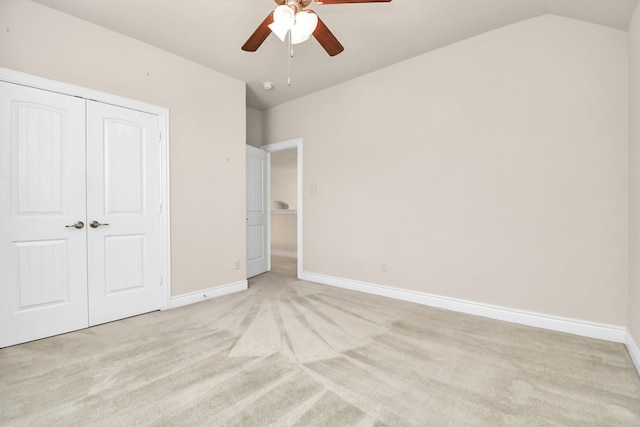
[242,0,392,57]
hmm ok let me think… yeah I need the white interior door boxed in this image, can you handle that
[0,81,89,347]
[246,145,269,278]
[86,101,163,326]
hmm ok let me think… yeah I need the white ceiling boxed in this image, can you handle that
[32,0,639,110]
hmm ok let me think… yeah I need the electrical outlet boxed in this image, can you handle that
[381,262,388,273]
[234,259,241,270]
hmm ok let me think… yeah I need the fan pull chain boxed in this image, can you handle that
[287,30,293,86]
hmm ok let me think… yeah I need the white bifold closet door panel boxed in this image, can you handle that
[86,101,162,326]
[0,82,163,347]
[0,82,89,347]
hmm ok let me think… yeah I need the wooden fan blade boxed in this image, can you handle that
[241,12,274,52]
[313,15,344,56]
[316,0,391,3]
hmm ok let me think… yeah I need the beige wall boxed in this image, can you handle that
[0,0,247,296]
[629,4,640,345]
[246,107,263,148]
[264,15,629,326]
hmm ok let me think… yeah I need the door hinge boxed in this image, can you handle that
[158,132,162,143]
[159,203,163,214]
[160,275,163,286]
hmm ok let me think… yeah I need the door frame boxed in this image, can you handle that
[0,67,172,311]
[262,138,303,279]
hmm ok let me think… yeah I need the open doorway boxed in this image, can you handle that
[263,138,303,278]
[270,148,297,259]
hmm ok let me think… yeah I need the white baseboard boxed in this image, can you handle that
[169,280,248,309]
[300,271,627,344]
[272,250,297,258]
[626,332,640,375]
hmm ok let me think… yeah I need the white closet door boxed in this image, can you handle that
[86,101,162,326]
[0,81,88,347]
[246,145,269,278]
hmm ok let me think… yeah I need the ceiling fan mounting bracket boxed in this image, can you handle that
[274,0,314,13]
[274,0,312,9]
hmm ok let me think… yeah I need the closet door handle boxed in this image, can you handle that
[65,221,85,229]
[90,220,109,228]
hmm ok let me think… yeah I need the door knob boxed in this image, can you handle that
[65,221,85,229]
[90,220,110,228]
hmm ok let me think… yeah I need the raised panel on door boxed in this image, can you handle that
[246,145,269,278]
[86,101,162,326]
[0,81,88,348]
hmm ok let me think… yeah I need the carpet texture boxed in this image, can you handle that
[1,256,640,426]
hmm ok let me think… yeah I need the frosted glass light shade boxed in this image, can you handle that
[273,5,295,26]
[291,11,318,45]
[268,21,290,42]
[268,5,295,41]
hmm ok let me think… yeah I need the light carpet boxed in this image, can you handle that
[1,256,639,426]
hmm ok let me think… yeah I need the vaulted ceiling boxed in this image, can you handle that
[32,0,639,110]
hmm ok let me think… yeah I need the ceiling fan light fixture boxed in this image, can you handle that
[291,11,318,44]
[243,0,387,55]
[268,21,290,42]
[268,5,295,41]
[273,4,295,26]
